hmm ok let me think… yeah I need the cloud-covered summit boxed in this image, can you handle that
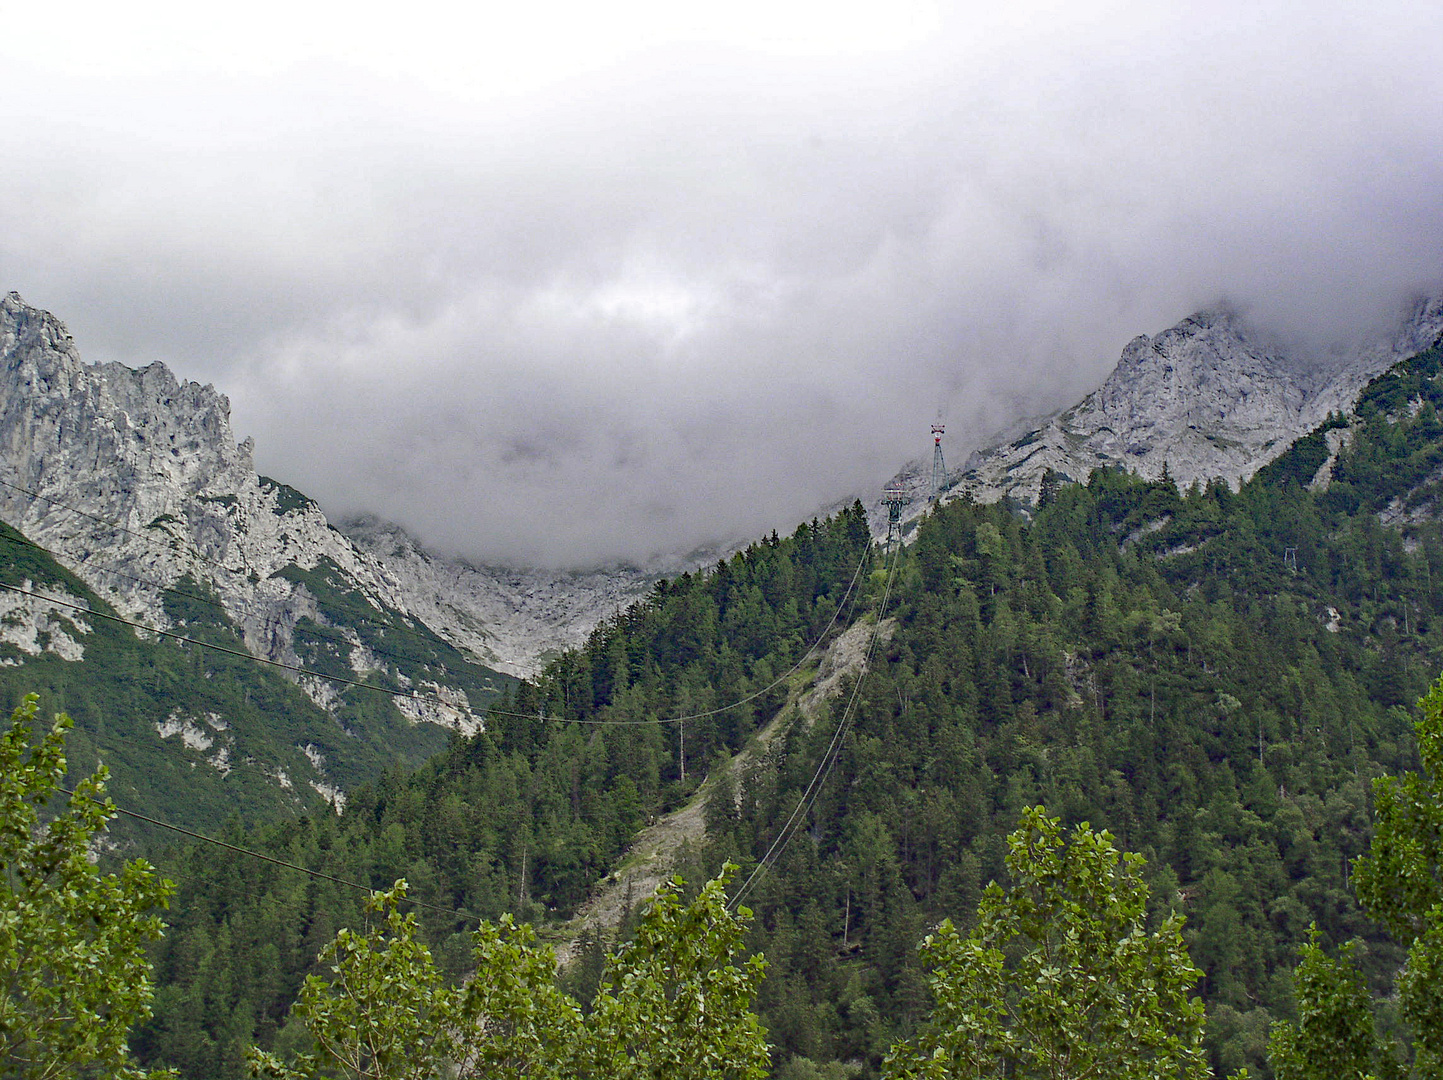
[3,0,1441,566]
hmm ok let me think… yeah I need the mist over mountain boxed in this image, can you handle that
[9,283,1443,692]
[5,1,1442,567]
[950,296,1443,507]
[858,295,1443,539]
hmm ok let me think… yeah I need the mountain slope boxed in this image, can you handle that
[0,292,523,821]
[341,515,671,678]
[0,292,503,716]
[876,298,1443,519]
[0,519,356,834]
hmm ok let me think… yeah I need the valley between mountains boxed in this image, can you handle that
[6,290,1443,1077]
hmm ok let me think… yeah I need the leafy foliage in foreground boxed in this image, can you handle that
[1349,674,1443,1077]
[1267,929,1378,1080]
[0,694,174,1080]
[247,868,768,1080]
[885,807,1208,1080]
[240,813,1212,1080]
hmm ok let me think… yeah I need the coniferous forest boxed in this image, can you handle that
[14,336,1443,1078]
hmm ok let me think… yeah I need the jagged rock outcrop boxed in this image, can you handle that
[0,577,92,662]
[0,291,491,729]
[0,292,729,693]
[340,515,662,677]
[892,297,1443,516]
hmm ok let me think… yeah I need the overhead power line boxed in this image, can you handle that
[57,786,479,923]
[0,527,872,728]
[730,541,901,911]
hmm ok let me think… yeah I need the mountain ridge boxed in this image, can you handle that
[10,288,1443,685]
[0,291,510,718]
[941,296,1443,508]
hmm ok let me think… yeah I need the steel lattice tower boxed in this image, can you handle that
[883,484,911,550]
[931,424,946,501]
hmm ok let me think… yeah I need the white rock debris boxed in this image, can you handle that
[309,780,346,812]
[299,743,345,811]
[154,710,235,766]
[393,680,483,735]
[154,712,215,752]
[0,578,91,661]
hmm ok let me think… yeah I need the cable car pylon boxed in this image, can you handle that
[931,424,946,502]
[883,483,911,550]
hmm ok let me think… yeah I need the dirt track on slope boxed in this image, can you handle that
[553,615,895,966]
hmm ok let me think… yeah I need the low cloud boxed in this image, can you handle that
[3,0,1442,565]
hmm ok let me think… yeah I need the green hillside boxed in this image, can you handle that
[98,333,1443,1078]
[0,523,513,842]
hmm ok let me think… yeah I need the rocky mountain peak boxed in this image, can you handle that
[0,293,255,505]
[0,292,652,692]
[1083,307,1308,445]
[948,295,1443,508]
[0,294,486,716]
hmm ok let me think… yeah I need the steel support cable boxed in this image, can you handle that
[21,549,872,930]
[729,550,896,909]
[642,542,871,726]
[728,542,900,911]
[0,528,245,612]
[24,562,876,929]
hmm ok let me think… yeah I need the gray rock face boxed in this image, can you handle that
[948,298,1443,507]
[0,291,685,686]
[0,291,488,724]
[0,577,92,662]
[11,286,1442,693]
[340,515,662,678]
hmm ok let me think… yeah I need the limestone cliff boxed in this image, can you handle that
[878,298,1443,524]
[0,291,495,730]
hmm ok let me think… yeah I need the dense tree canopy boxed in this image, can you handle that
[884,807,1207,1080]
[246,868,768,1080]
[1266,929,1378,1080]
[0,694,174,1080]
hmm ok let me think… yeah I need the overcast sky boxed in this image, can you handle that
[3,0,1442,567]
